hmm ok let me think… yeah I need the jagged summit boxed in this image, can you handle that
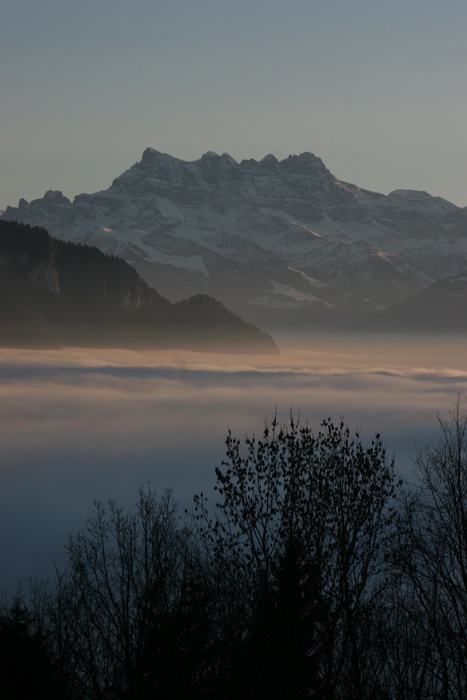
[138,148,326,166]
[281,151,326,171]
[141,147,165,162]
[133,148,330,178]
[259,154,278,168]
[44,190,70,203]
[2,147,467,332]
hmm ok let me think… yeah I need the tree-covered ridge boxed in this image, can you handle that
[2,404,467,699]
[0,220,277,352]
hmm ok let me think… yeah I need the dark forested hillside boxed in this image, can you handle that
[0,220,277,352]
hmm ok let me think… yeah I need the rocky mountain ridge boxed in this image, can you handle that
[367,272,467,334]
[3,148,466,330]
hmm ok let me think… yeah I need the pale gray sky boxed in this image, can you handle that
[1,0,466,209]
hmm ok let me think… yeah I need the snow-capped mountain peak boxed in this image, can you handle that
[2,148,466,330]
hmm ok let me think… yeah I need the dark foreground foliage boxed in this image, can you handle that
[2,404,467,699]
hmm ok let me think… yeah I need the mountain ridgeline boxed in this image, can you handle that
[0,220,277,352]
[2,148,467,332]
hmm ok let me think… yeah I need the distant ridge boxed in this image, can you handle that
[2,148,466,331]
[366,273,467,334]
[0,220,277,353]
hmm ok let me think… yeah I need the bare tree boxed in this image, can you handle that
[395,399,467,699]
[52,488,197,699]
[194,414,400,699]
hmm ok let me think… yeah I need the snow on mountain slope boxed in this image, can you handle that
[3,149,467,329]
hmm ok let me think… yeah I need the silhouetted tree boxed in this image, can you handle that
[0,597,70,699]
[47,488,207,699]
[194,414,400,698]
[14,404,467,698]
[394,399,467,698]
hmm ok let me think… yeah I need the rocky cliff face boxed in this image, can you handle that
[0,220,277,352]
[3,149,466,329]
[0,222,60,294]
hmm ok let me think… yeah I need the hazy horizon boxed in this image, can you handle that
[1,332,466,595]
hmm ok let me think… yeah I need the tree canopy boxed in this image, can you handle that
[2,404,467,699]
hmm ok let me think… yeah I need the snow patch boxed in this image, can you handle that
[148,250,208,275]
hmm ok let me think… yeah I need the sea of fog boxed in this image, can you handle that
[1,332,467,595]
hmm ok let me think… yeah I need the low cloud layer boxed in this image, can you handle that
[1,334,466,594]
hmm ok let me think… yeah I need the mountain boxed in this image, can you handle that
[0,220,277,352]
[366,273,467,334]
[2,148,466,330]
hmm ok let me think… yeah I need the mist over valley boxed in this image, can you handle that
[1,150,467,597]
[2,3,466,694]
[1,334,466,594]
